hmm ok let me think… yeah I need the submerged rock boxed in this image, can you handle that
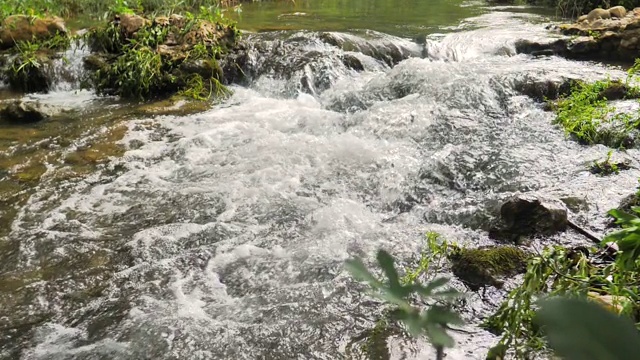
[0,15,67,50]
[490,194,568,241]
[319,32,418,67]
[450,246,529,291]
[518,6,640,63]
[0,101,60,123]
[513,77,575,102]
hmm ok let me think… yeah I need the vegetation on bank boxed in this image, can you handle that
[552,62,640,149]
[0,0,241,101]
[85,10,238,100]
[0,0,242,22]
[347,216,640,359]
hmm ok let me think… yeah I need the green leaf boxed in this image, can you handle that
[535,297,640,360]
[344,257,382,289]
[426,306,465,327]
[425,323,455,348]
[394,309,424,337]
[608,209,640,226]
[413,277,449,296]
[377,250,401,289]
[373,288,413,312]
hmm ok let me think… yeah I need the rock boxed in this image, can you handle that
[587,8,611,22]
[449,246,529,291]
[0,15,67,49]
[319,32,419,67]
[0,101,58,123]
[341,54,364,71]
[153,16,170,27]
[5,53,53,93]
[560,196,589,213]
[523,7,640,63]
[612,192,640,217]
[117,13,149,38]
[588,292,630,314]
[514,77,575,101]
[83,54,108,71]
[609,6,627,19]
[490,194,568,241]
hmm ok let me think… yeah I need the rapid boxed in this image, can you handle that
[1,3,639,359]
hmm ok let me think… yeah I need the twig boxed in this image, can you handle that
[567,219,602,245]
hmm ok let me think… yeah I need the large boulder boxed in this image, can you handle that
[0,15,67,49]
[609,6,627,19]
[0,101,60,123]
[490,194,568,241]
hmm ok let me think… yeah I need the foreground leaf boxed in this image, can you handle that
[535,297,640,360]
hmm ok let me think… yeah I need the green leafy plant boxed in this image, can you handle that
[590,150,630,176]
[484,203,640,359]
[554,79,640,148]
[6,40,51,93]
[605,207,640,270]
[536,297,640,360]
[401,231,453,285]
[345,249,463,359]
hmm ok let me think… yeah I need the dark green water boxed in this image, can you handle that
[227,0,483,37]
[227,0,557,38]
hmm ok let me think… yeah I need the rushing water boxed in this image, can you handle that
[2,4,640,360]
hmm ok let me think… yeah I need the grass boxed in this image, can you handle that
[553,76,640,148]
[0,0,250,22]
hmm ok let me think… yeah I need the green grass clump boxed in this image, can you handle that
[88,9,237,100]
[94,46,167,99]
[590,150,631,176]
[554,78,640,148]
[0,0,242,22]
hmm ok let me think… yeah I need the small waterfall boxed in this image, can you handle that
[49,41,90,92]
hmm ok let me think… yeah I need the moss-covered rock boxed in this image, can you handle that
[450,246,529,291]
[86,13,239,100]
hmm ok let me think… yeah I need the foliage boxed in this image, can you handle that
[535,297,640,360]
[605,206,640,270]
[0,0,244,21]
[484,207,640,359]
[5,40,51,93]
[554,78,640,148]
[590,149,630,175]
[94,46,167,99]
[87,9,234,100]
[401,231,453,285]
[345,248,464,359]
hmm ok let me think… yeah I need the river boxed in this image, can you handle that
[1,1,639,359]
